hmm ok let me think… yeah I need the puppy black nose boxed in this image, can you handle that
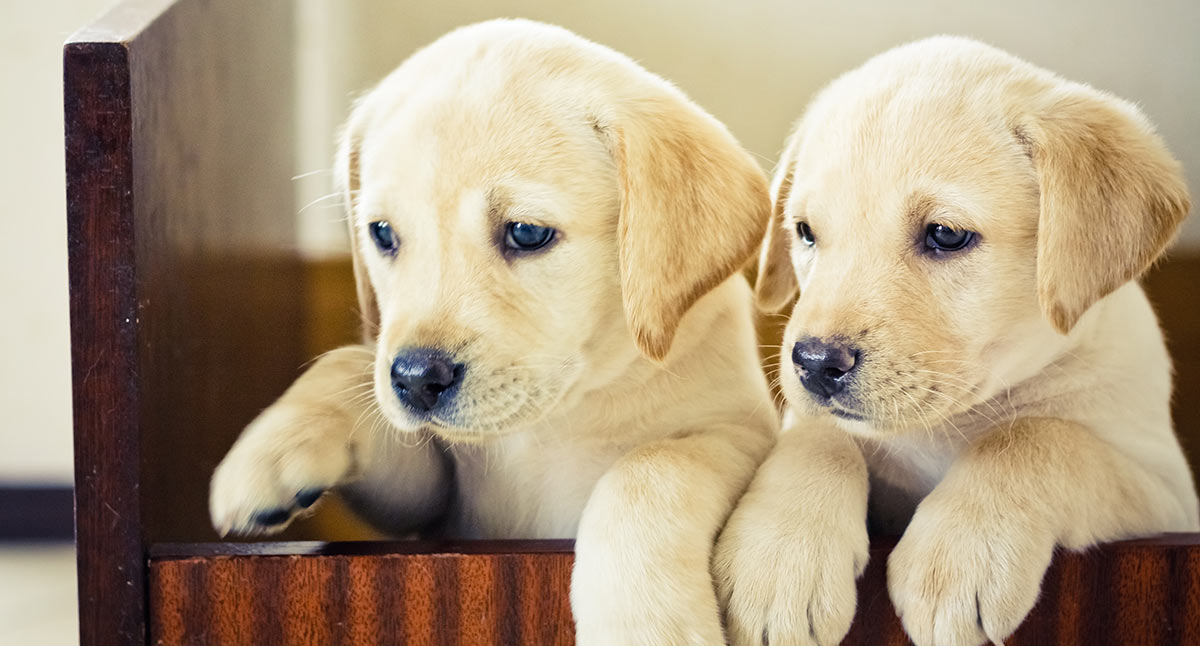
[390,348,465,413]
[792,337,859,399]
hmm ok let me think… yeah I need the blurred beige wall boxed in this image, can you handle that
[0,0,118,482]
[295,0,1200,256]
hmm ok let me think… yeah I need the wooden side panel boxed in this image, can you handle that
[125,0,300,544]
[67,0,299,644]
[147,537,1200,646]
[67,0,300,544]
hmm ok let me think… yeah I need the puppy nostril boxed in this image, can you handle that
[792,337,862,399]
[390,349,466,413]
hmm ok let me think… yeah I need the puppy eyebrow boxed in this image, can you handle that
[905,192,940,225]
[485,188,509,227]
[485,188,534,222]
[486,187,553,228]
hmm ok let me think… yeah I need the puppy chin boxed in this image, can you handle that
[378,406,427,434]
[831,414,876,437]
[803,404,880,438]
[821,401,879,437]
[372,400,496,445]
[823,399,929,438]
[426,400,551,443]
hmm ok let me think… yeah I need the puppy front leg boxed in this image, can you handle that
[209,345,449,537]
[714,418,870,646]
[571,425,772,645]
[889,417,1197,646]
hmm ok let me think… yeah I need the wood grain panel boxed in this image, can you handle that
[147,536,1200,646]
[149,542,577,646]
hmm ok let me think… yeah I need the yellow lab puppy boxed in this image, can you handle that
[716,37,1197,646]
[209,19,777,643]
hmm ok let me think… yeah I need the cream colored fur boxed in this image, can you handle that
[716,37,1198,646]
[208,19,777,644]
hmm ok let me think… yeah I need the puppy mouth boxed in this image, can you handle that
[421,421,505,445]
[828,406,867,422]
[419,382,567,441]
[781,369,872,423]
[798,384,869,421]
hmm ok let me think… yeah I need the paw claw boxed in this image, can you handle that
[296,488,324,509]
[252,508,293,527]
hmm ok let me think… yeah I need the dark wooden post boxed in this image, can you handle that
[65,33,144,646]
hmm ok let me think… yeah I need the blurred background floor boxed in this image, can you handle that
[0,544,78,646]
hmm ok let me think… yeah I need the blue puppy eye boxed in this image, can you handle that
[797,221,816,246]
[505,221,555,251]
[924,223,975,253]
[369,221,399,256]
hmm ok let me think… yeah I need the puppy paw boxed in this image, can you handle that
[209,405,354,537]
[887,498,1055,646]
[714,497,868,646]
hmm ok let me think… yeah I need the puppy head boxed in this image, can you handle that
[758,37,1190,435]
[339,20,767,441]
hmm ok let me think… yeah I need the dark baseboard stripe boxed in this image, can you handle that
[0,485,74,541]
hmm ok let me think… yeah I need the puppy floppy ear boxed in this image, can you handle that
[335,111,381,343]
[755,136,800,312]
[603,95,770,360]
[1023,84,1191,333]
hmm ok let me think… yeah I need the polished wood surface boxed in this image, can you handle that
[146,536,1200,645]
[66,1,297,645]
[149,541,577,646]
